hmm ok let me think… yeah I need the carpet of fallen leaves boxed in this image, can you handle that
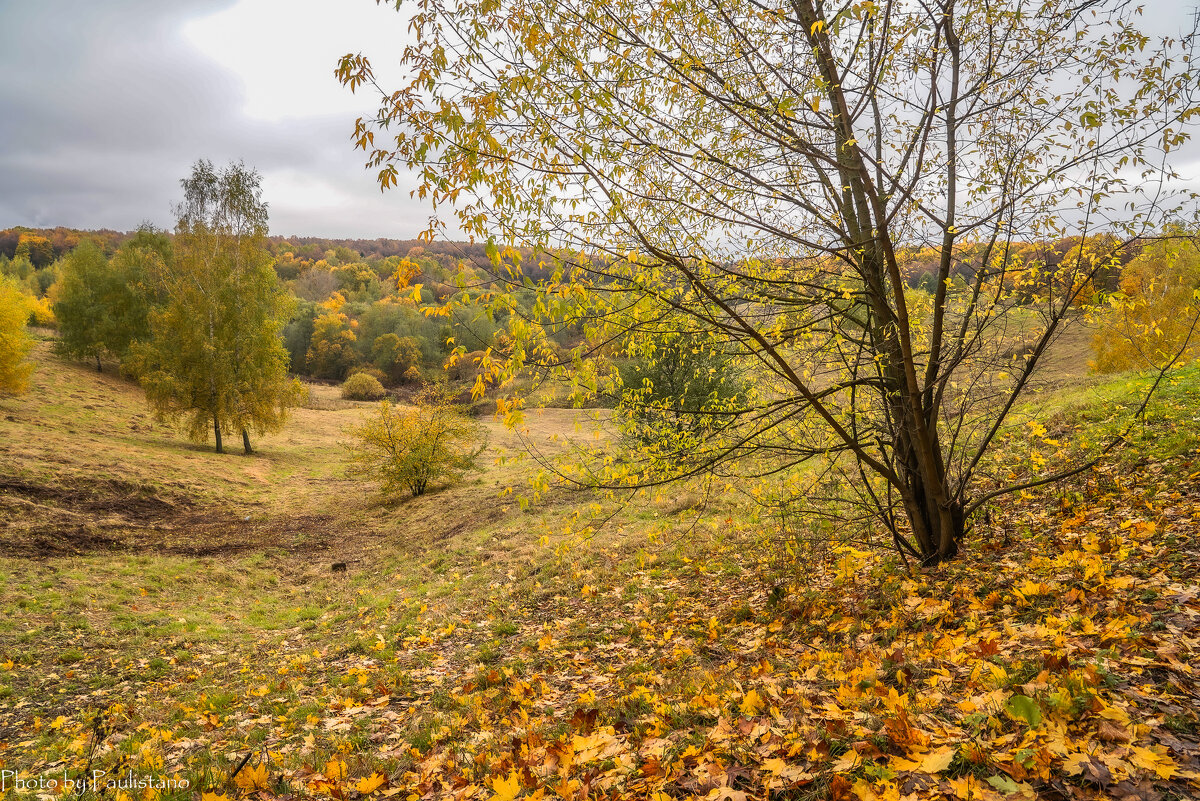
[2,455,1199,801]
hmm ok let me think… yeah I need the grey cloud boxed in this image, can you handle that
[0,0,430,238]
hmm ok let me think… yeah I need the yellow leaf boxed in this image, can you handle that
[920,746,956,774]
[234,762,269,792]
[1129,746,1176,779]
[324,759,348,781]
[810,20,825,35]
[201,793,229,801]
[355,773,388,794]
[739,689,763,716]
[490,770,522,801]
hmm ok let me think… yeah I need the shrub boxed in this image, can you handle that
[345,385,485,497]
[402,365,423,385]
[617,329,750,445]
[342,372,387,401]
[348,365,390,385]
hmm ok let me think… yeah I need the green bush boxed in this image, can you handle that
[342,372,387,401]
[348,365,390,385]
[345,386,485,497]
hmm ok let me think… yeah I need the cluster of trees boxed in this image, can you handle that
[47,161,301,454]
[3,226,568,393]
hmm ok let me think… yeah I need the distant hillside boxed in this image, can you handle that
[0,225,493,268]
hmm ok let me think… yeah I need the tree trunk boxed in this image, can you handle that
[897,439,964,566]
[95,353,102,372]
[214,415,223,454]
[242,429,253,455]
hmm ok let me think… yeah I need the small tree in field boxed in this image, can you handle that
[135,160,301,454]
[346,386,484,497]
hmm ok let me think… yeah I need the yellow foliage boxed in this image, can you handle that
[490,770,522,801]
[0,278,34,395]
[344,386,484,497]
[355,772,388,794]
[233,762,270,792]
[1093,232,1200,372]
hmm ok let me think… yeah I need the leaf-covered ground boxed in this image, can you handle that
[1,349,1198,801]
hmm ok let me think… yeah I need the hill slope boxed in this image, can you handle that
[0,344,1198,801]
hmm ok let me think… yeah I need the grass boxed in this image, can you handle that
[0,340,1197,800]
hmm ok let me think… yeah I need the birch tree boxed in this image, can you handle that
[136,161,301,454]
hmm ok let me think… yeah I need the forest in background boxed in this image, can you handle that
[0,224,1152,395]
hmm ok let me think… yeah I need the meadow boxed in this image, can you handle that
[1,330,1198,801]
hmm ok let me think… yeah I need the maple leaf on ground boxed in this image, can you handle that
[739,689,763,716]
[234,762,270,792]
[325,758,348,780]
[491,770,522,801]
[355,772,388,794]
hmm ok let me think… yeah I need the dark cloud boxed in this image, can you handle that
[0,0,429,237]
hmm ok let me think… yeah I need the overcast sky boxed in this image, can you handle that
[1,1,1199,240]
[0,0,428,239]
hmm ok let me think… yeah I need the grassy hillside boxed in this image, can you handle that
[1,343,1198,801]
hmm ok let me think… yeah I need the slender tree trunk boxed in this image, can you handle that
[242,429,253,455]
[899,455,964,566]
[214,415,223,454]
[95,353,102,372]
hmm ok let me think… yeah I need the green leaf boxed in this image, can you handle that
[1004,694,1042,728]
[986,775,1024,795]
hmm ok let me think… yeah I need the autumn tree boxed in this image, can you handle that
[1093,228,1200,372]
[306,308,359,379]
[340,0,1200,564]
[345,385,485,497]
[0,277,34,395]
[51,241,112,371]
[372,332,422,383]
[135,160,301,454]
[52,236,160,372]
[15,234,54,270]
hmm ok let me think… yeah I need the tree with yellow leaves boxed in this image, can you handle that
[340,0,1200,564]
[1093,229,1200,373]
[0,276,34,395]
[135,160,301,454]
